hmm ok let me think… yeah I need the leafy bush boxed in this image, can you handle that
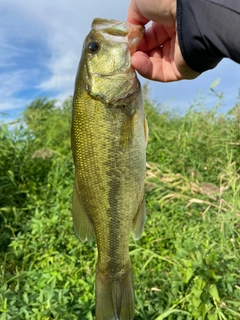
[0,91,240,319]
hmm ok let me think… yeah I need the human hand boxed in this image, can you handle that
[127,0,199,82]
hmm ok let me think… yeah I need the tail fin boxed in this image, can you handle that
[95,262,135,320]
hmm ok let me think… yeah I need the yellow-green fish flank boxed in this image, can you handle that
[71,18,147,320]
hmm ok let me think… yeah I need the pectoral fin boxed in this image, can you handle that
[72,177,94,242]
[144,115,149,147]
[132,195,146,240]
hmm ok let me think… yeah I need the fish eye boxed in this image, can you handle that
[88,41,100,53]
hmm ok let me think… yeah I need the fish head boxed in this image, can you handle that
[78,18,144,104]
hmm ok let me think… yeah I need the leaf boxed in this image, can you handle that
[184,267,193,284]
[208,285,220,302]
[210,78,221,89]
[155,309,190,320]
[192,287,203,298]
[192,296,202,308]
[23,292,29,304]
[207,313,218,320]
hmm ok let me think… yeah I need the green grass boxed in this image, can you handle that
[0,88,240,319]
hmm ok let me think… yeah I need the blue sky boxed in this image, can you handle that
[1,0,240,122]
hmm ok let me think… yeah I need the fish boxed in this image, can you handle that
[71,18,148,320]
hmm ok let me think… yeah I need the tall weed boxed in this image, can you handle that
[0,92,240,319]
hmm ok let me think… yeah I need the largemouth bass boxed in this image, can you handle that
[71,18,148,320]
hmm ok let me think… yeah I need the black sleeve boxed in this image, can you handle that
[177,0,240,73]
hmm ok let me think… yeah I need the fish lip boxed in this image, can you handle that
[127,24,145,54]
[91,18,145,54]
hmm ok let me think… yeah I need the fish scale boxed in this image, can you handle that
[71,18,147,320]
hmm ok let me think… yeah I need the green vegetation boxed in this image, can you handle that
[0,87,240,319]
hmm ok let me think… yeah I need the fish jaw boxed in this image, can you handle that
[76,18,144,105]
[91,18,144,54]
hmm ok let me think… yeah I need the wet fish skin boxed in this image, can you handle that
[71,18,147,320]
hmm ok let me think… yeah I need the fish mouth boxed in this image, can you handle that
[92,18,144,54]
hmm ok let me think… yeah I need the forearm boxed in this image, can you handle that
[177,0,240,73]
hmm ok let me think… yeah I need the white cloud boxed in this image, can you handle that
[0,72,26,107]
[0,72,34,121]
[0,0,131,113]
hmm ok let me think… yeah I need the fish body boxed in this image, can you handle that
[71,18,147,320]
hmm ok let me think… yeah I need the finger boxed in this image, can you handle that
[138,23,175,52]
[128,0,176,27]
[131,51,154,79]
[127,0,149,25]
[132,50,181,82]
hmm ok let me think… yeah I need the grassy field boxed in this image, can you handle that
[0,88,240,319]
